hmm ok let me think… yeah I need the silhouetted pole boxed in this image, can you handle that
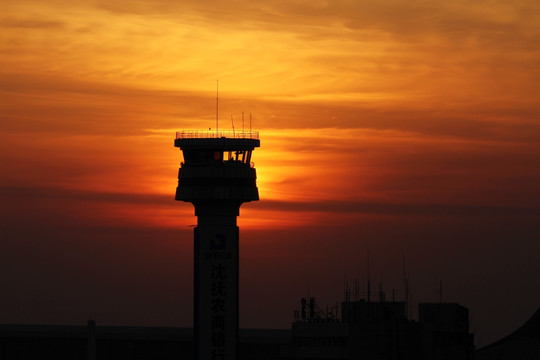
[87,319,96,360]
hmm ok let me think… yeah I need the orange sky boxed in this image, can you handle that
[2,0,540,346]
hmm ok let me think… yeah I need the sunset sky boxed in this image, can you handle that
[1,0,540,347]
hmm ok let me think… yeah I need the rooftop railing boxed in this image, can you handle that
[176,130,259,140]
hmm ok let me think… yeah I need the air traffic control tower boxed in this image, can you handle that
[174,130,260,360]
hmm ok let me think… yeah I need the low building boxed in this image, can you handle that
[0,324,291,360]
[292,297,475,360]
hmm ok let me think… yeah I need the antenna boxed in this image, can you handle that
[242,111,245,134]
[439,279,443,303]
[216,80,219,136]
[367,249,371,303]
[231,115,235,137]
[403,253,408,316]
[403,253,412,319]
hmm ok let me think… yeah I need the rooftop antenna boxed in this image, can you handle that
[216,80,219,136]
[439,279,443,303]
[231,115,235,137]
[403,253,412,319]
[403,254,407,314]
[367,249,371,303]
[242,111,245,134]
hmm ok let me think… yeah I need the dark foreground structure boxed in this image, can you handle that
[174,130,260,360]
[0,324,291,360]
[476,306,540,360]
[6,305,540,359]
[0,301,474,360]
[292,297,475,360]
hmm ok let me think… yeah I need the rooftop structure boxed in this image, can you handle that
[292,295,475,360]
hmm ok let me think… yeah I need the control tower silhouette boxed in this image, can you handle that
[174,129,260,360]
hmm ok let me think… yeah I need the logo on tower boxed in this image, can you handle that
[210,234,227,250]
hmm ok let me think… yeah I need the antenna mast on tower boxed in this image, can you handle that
[216,80,219,135]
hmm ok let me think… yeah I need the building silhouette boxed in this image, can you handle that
[0,324,290,359]
[174,129,260,360]
[5,295,540,359]
[0,297,477,360]
[292,295,475,360]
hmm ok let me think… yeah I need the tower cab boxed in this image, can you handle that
[181,148,254,166]
[174,131,260,204]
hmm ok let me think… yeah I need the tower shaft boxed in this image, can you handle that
[194,210,239,360]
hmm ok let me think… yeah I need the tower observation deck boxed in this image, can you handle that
[174,130,260,360]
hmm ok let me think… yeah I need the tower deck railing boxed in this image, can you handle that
[176,130,259,140]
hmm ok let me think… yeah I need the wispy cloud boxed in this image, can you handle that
[0,17,65,29]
